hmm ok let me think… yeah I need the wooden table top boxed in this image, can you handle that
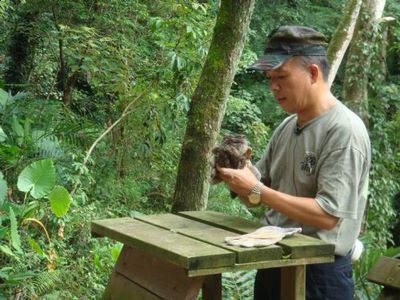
[91,210,335,277]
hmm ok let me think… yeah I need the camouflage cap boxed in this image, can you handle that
[248,25,327,71]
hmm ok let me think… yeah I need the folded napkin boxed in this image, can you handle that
[225,226,302,248]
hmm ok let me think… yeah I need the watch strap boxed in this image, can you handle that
[250,181,262,194]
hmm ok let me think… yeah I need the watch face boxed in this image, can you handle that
[249,193,260,205]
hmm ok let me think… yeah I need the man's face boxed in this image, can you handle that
[265,58,311,114]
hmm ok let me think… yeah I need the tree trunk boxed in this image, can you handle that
[4,6,39,93]
[326,0,362,86]
[171,0,255,212]
[375,17,396,85]
[342,0,386,126]
[62,74,77,106]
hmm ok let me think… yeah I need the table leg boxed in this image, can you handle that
[202,274,222,300]
[281,265,305,300]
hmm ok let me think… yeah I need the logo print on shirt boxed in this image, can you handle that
[301,152,316,176]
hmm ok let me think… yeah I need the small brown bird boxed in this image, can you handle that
[210,134,259,198]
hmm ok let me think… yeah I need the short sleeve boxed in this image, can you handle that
[256,115,295,187]
[315,146,368,219]
[255,143,273,187]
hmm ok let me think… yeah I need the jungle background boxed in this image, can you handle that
[0,0,399,299]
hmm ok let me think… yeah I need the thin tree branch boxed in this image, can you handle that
[71,86,150,196]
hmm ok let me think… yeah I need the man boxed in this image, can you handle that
[217,26,371,299]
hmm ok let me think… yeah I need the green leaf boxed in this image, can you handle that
[176,56,185,71]
[21,200,40,219]
[11,115,24,139]
[0,171,7,206]
[0,226,7,239]
[0,125,7,142]
[0,244,19,261]
[9,207,22,253]
[49,186,71,217]
[17,159,56,199]
[27,237,45,257]
[111,243,122,262]
[1,200,23,217]
[6,271,35,284]
[0,267,12,280]
[0,88,7,107]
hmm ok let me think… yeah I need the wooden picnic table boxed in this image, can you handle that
[91,210,335,300]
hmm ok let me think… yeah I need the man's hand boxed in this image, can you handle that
[216,165,259,197]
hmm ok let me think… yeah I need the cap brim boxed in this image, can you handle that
[247,54,291,71]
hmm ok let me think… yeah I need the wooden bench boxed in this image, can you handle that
[91,210,335,300]
[367,255,400,300]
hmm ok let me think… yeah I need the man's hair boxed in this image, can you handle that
[296,56,330,82]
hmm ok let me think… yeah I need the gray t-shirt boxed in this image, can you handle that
[256,100,371,255]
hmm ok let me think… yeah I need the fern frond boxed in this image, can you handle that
[31,130,64,159]
[55,122,100,149]
[31,270,61,296]
[9,207,22,254]
[222,270,256,300]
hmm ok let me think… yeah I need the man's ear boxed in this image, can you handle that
[309,64,319,83]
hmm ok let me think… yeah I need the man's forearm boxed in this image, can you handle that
[260,185,339,230]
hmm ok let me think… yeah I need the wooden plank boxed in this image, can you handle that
[281,266,305,300]
[91,217,235,270]
[178,211,335,258]
[188,255,334,277]
[278,234,335,258]
[178,210,260,233]
[115,245,204,300]
[136,213,282,264]
[102,272,162,300]
[367,256,400,290]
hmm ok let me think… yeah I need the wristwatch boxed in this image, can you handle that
[248,181,263,205]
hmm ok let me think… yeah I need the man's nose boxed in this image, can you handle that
[269,80,280,92]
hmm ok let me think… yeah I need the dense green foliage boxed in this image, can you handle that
[0,0,399,299]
